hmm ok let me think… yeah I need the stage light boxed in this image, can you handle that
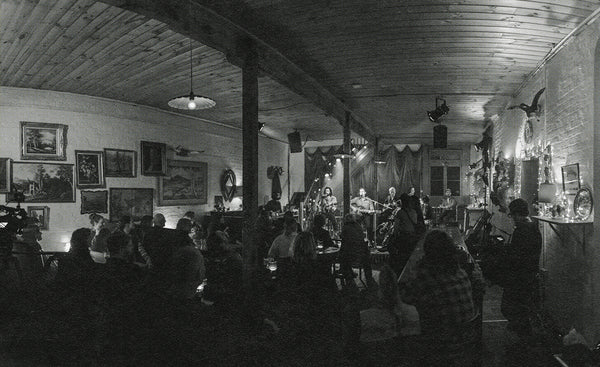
[427,97,449,122]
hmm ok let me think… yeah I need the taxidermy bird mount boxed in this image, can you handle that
[507,88,545,117]
[169,145,205,156]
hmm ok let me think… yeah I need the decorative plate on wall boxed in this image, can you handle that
[573,188,593,221]
[221,169,236,202]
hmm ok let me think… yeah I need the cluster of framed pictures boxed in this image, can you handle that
[2,122,209,227]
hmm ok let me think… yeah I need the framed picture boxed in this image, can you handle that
[561,163,580,195]
[81,190,108,214]
[109,188,153,222]
[9,161,75,203]
[0,158,10,193]
[75,150,105,188]
[27,206,50,230]
[104,148,136,177]
[140,141,167,176]
[158,160,208,206]
[20,121,68,161]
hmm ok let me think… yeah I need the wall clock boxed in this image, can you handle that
[220,169,236,202]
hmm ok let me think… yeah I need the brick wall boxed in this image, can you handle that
[493,23,600,343]
[0,87,290,251]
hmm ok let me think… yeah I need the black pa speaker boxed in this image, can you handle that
[433,124,447,148]
[288,131,302,153]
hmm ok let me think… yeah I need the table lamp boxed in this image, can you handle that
[538,183,556,216]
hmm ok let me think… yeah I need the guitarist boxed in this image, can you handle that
[350,188,375,244]
[320,187,338,231]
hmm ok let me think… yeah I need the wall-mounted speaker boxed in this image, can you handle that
[288,131,302,153]
[433,124,447,148]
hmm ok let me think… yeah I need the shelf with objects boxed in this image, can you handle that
[533,186,593,251]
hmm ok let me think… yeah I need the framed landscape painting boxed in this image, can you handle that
[9,162,75,202]
[140,141,167,176]
[104,148,136,177]
[20,122,68,161]
[27,206,50,230]
[75,150,105,189]
[81,190,108,214]
[0,158,10,193]
[158,160,207,206]
[109,188,153,222]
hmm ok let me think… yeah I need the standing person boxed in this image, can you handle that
[90,215,110,263]
[320,186,338,232]
[501,198,542,338]
[421,195,433,221]
[340,214,374,286]
[388,193,418,276]
[439,188,457,223]
[350,188,375,244]
[408,187,426,235]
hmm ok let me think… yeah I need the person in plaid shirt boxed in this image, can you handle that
[402,229,475,335]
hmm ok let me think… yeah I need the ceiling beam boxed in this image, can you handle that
[98,0,375,142]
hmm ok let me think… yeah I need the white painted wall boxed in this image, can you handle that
[0,87,290,250]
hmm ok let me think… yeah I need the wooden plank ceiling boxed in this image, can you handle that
[1,0,599,144]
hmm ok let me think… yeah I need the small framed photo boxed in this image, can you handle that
[561,163,580,195]
[27,206,50,230]
[104,148,137,177]
[75,150,105,189]
[0,158,10,193]
[20,121,68,161]
[81,190,108,214]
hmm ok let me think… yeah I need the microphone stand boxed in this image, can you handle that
[301,177,320,230]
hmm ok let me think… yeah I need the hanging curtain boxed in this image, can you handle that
[304,146,337,198]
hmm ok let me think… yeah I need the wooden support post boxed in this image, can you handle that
[242,38,259,289]
[343,111,351,217]
[373,137,379,244]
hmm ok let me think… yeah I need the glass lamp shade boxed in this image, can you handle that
[168,93,216,110]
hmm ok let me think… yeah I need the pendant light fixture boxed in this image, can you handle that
[168,1,215,110]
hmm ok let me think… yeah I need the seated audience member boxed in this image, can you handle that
[13,217,44,277]
[133,215,154,267]
[99,232,143,309]
[142,227,192,272]
[56,228,97,293]
[311,214,335,249]
[268,215,298,259]
[153,213,166,228]
[255,206,275,259]
[340,213,374,285]
[286,231,334,289]
[344,265,403,364]
[167,246,206,300]
[89,215,110,263]
[203,231,243,309]
[175,218,193,236]
[402,230,475,336]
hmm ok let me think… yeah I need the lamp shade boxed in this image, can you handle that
[538,183,556,203]
[168,94,216,110]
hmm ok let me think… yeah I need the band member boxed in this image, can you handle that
[439,188,457,223]
[265,192,283,215]
[350,188,375,243]
[384,187,399,209]
[320,187,338,231]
